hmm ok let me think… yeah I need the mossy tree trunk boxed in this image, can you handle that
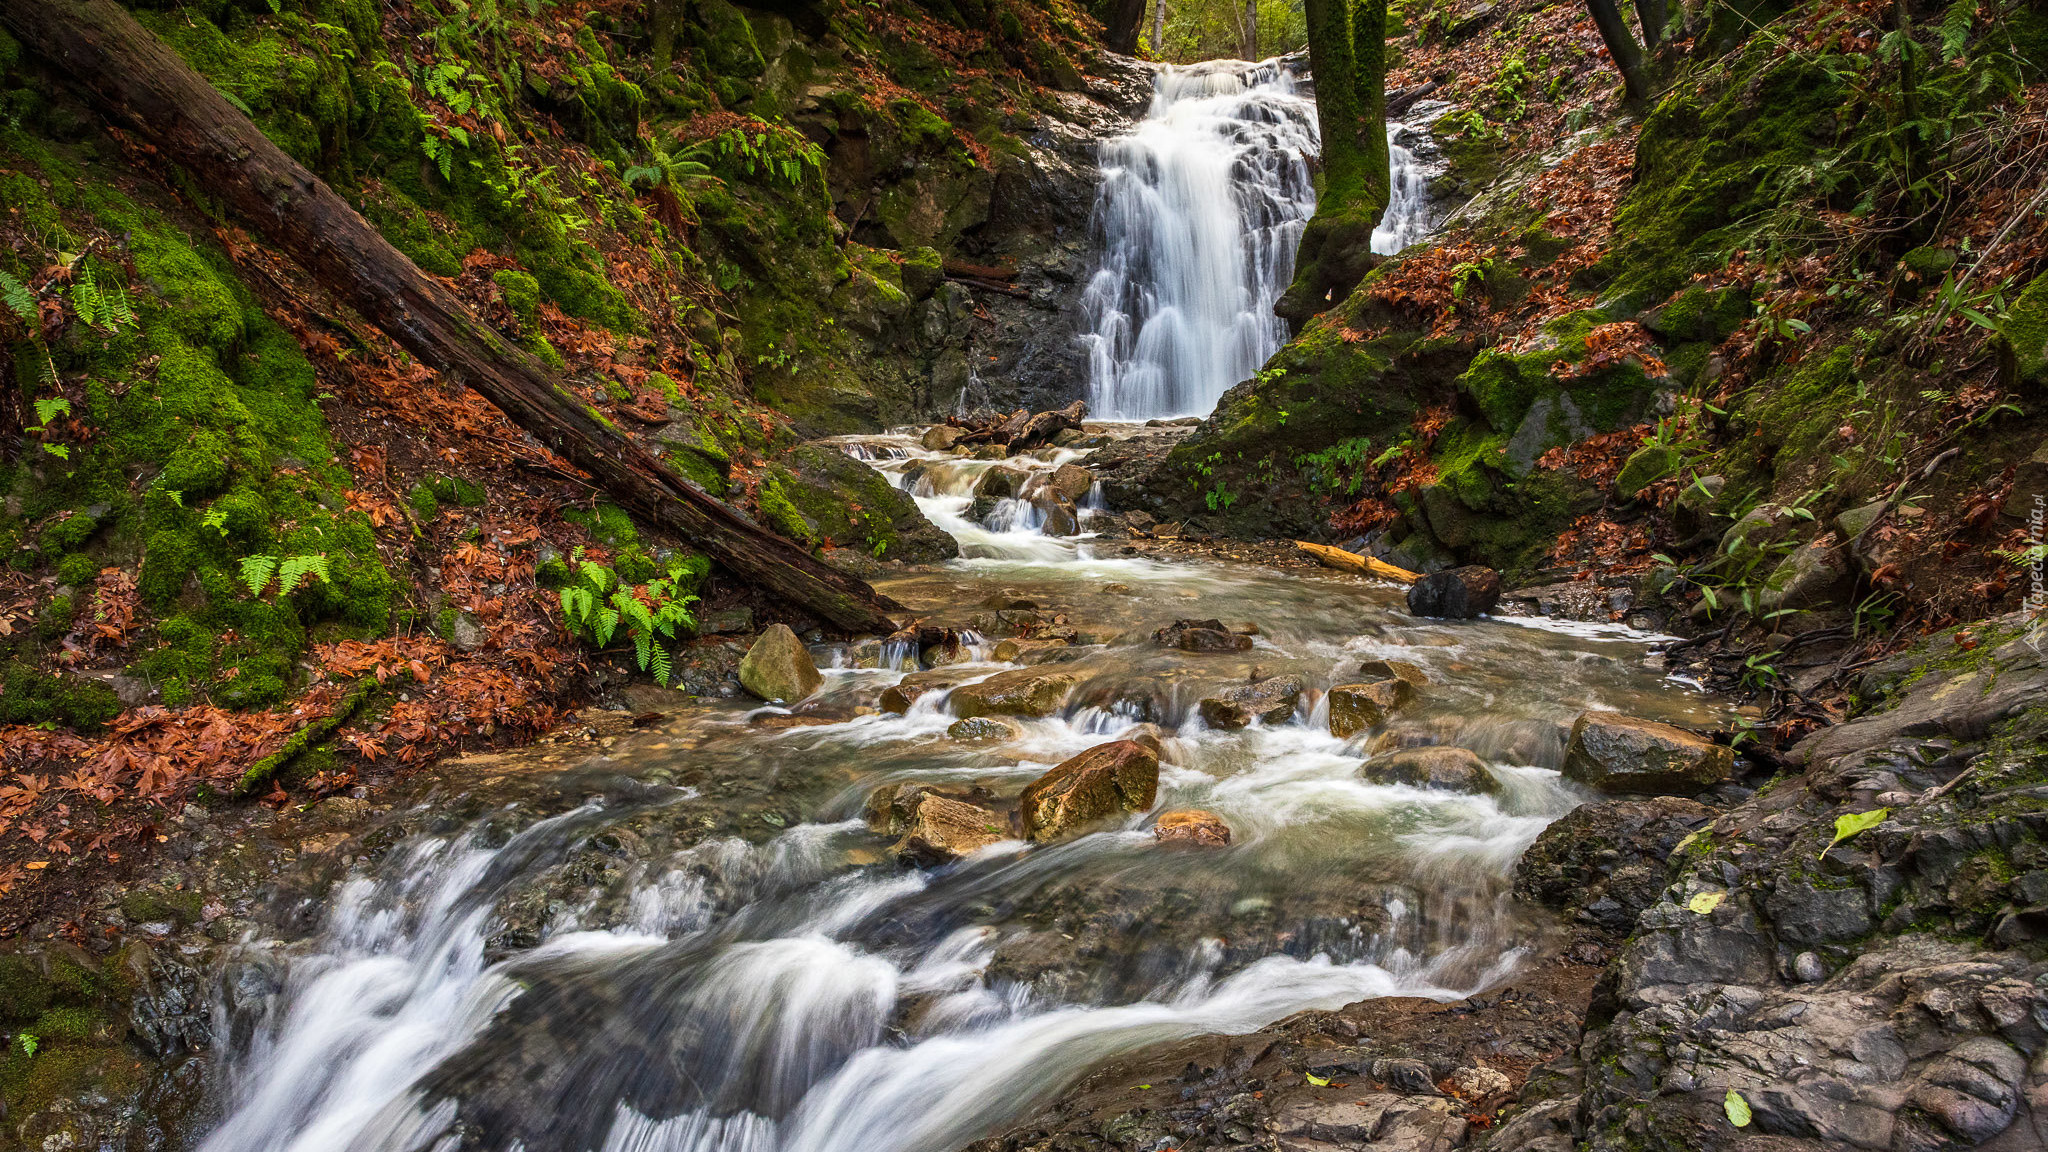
[1585,0,1651,102]
[650,0,686,68]
[1632,0,1667,48]
[3,0,905,635]
[1276,0,1390,325]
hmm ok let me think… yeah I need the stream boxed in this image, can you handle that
[192,429,1725,1152]
[187,61,1711,1152]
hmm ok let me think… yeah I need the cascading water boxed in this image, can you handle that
[1080,59,1319,421]
[1079,61,1440,422]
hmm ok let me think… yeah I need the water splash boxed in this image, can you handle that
[1080,59,1319,421]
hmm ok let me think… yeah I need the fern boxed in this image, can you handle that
[241,555,279,597]
[0,271,34,324]
[277,553,331,595]
[1939,0,1976,58]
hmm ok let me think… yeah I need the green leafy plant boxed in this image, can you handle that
[0,270,35,324]
[557,547,700,685]
[69,263,136,332]
[240,554,333,598]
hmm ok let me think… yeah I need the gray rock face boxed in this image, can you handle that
[1560,711,1733,794]
[1492,609,2048,1152]
[1513,797,1715,930]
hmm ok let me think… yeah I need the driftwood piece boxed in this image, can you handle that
[1295,541,1422,584]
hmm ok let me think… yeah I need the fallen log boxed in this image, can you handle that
[1294,541,1421,584]
[940,258,1019,281]
[4,0,901,635]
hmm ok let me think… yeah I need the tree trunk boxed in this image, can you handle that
[1151,0,1168,55]
[2,0,904,635]
[1275,0,1389,325]
[1243,0,1259,58]
[1631,0,1667,49]
[1103,0,1147,54]
[649,0,685,68]
[1584,0,1651,102]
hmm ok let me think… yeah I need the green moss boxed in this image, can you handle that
[0,663,120,731]
[1602,48,1850,302]
[53,554,98,589]
[34,595,74,642]
[1616,444,1681,497]
[0,956,51,1025]
[426,474,486,507]
[1647,284,1751,342]
[407,483,440,523]
[2000,273,2048,387]
[118,887,204,925]
[493,268,542,328]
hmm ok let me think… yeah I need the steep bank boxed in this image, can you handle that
[0,0,1152,933]
[1117,0,2048,720]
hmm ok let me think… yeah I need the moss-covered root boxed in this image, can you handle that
[231,678,373,797]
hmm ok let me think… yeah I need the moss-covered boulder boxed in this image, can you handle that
[758,444,957,563]
[738,624,822,703]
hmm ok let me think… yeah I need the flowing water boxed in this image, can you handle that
[1080,60,1437,421]
[195,426,1726,1152]
[1079,59,1319,421]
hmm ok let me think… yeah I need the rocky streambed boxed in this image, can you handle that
[9,425,2044,1152]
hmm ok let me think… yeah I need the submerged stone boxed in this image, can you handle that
[950,668,1078,718]
[1328,679,1415,738]
[1405,566,1501,619]
[1153,809,1231,848]
[1361,746,1498,793]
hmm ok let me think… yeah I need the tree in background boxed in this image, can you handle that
[1274,0,1389,323]
[1584,0,1652,101]
[1145,0,1306,60]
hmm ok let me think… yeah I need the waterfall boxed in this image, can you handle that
[1373,121,1435,256]
[1080,59,1319,421]
[1079,61,1438,422]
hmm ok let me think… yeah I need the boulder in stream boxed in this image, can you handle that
[1198,675,1304,729]
[947,716,1021,742]
[1561,711,1733,794]
[1361,746,1499,793]
[991,637,1070,663]
[1153,809,1231,848]
[921,425,965,452]
[880,669,969,713]
[1153,618,1253,652]
[1019,740,1160,841]
[1513,796,1715,929]
[950,668,1079,718]
[737,624,822,703]
[1048,463,1095,502]
[1358,657,1431,687]
[864,784,1009,864]
[1404,566,1502,619]
[1328,678,1415,738]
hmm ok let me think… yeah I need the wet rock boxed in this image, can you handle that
[950,667,1079,718]
[1035,494,1079,536]
[749,713,840,729]
[892,792,1010,865]
[1560,711,1732,794]
[1672,473,1728,544]
[1447,1065,1512,1100]
[967,466,1030,519]
[1019,740,1160,841]
[1268,1093,1467,1150]
[921,425,966,452]
[1153,809,1231,848]
[991,637,1070,662]
[1404,566,1501,619]
[1328,679,1415,738]
[1153,617,1254,652]
[1358,658,1430,687]
[1512,797,1714,928]
[1360,746,1498,793]
[1048,463,1095,501]
[947,716,1021,742]
[1121,723,1166,756]
[737,624,822,703]
[880,669,969,713]
[1198,675,1305,729]
[450,611,489,651]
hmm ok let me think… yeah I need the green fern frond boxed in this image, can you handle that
[241,554,279,598]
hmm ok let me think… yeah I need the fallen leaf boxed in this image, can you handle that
[1724,1089,1752,1127]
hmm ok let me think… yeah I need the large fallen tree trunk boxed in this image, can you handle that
[2,0,903,634]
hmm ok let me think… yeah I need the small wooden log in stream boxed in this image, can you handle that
[2,0,903,634]
[1294,541,1421,584]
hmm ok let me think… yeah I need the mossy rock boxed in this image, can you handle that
[1999,273,2048,389]
[759,444,958,563]
[0,663,120,732]
[1616,444,1682,498]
